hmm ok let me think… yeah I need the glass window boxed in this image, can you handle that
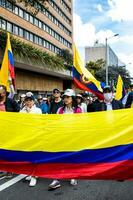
[39,21,42,28]
[19,28,23,37]
[0,0,6,7]
[25,31,30,40]
[39,38,43,46]
[19,8,24,18]
[6,1,13,11]
[24,12,29,21]
[13,25,19,35]
[0,19,6,30]
[34,36,39,44]
[43,24,46,31]
[29,15,34,24]
[29,33,33,42]
[7,22,12,32]
[43,40,46,48]
[13,6,19,15]
[34,18,39,26]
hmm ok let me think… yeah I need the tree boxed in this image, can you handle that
[58,49,73,69]
[86,59,105,76]
[95,66,131,88]
[9,0,48,15]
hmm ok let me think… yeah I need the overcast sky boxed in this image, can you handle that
[73,0,133,77]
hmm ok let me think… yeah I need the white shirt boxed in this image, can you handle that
[106,102,113,111]
[80,103,87,113]
[20,105,42,114]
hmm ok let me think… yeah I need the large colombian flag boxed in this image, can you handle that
[0,33,15,94]
[0,109,133,180]
[73,45,105,100]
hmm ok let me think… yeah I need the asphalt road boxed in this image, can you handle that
[0,175,133,200]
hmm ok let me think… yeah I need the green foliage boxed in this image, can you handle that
[58,49,73,68]
[95,66,131,88]
[86,59,105,75]
[0,30,65,70]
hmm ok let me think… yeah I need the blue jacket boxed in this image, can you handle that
[37,102,49,114]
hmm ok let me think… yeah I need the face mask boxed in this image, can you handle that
[104,93,113,102]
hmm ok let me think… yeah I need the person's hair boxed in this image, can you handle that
[62,96,79,111]
[0,85,7,92]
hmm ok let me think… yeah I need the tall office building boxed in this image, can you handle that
[0,0,73,94]
[85,45,119,68]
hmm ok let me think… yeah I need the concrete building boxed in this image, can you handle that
[0,0,73,95]
[85,45,119,67]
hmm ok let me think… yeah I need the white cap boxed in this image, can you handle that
[26,92,33,97]
[20,94,26,98]
[76,94,83,98]
[63,89,75,97]
[43,97,48,100]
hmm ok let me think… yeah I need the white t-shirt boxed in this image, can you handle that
[20,105,42,114]
[79,103,87,113]
[106,102,113,111]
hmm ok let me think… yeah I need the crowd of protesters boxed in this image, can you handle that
[0,83,133,189]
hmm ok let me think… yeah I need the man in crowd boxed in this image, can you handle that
[50,88,63,114]
[92,86,123,111]
[125,84,133,108]
[37,95,49,114]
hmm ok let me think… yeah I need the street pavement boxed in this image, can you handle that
[0,175,133,200]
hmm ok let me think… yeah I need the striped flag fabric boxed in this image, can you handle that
[0,33,15,96]
[73,45,105,100]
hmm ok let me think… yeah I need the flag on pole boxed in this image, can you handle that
[0,33,15,95]
[115,75,126,101]
[73,44,104,100]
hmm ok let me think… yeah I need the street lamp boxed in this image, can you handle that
[105,34,119,85]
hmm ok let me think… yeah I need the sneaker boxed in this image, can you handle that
[48,180,61,191]
[25,176,32,181]
[70,179,78,186]
[29,177,37,187]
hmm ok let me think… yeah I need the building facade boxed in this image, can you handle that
[85,45,119,68]
[0,0,73,95]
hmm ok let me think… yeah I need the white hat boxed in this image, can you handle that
[63,89,75,97]
[43,97,48,100]
[76,94,83,98]
[20,94,26,98]
[26,92,33,97]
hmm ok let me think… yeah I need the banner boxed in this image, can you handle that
[0,109,133,180]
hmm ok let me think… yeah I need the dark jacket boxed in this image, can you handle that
[4,98,20,112]
[92,99,123,112]
[50,99,63,114]
[125,91,133,108]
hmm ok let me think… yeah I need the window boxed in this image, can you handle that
[13,6,19,15]
[0,0,6,7]
[39,21,42,29]
[43,40,46,48]
[7,22,12,32]
[34,18,39,26]
[19,28,23,37]
[39,38,43,46]
[25,31,30,40]
[29,15,34,24]
[6,1,13,11]
[29,33,33,42]
[0,19,6,30]
[43,24,46,31]
[24,12,29,21]
[19,8,24,18]
[13,25,19,35]
[34,36,39,44]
